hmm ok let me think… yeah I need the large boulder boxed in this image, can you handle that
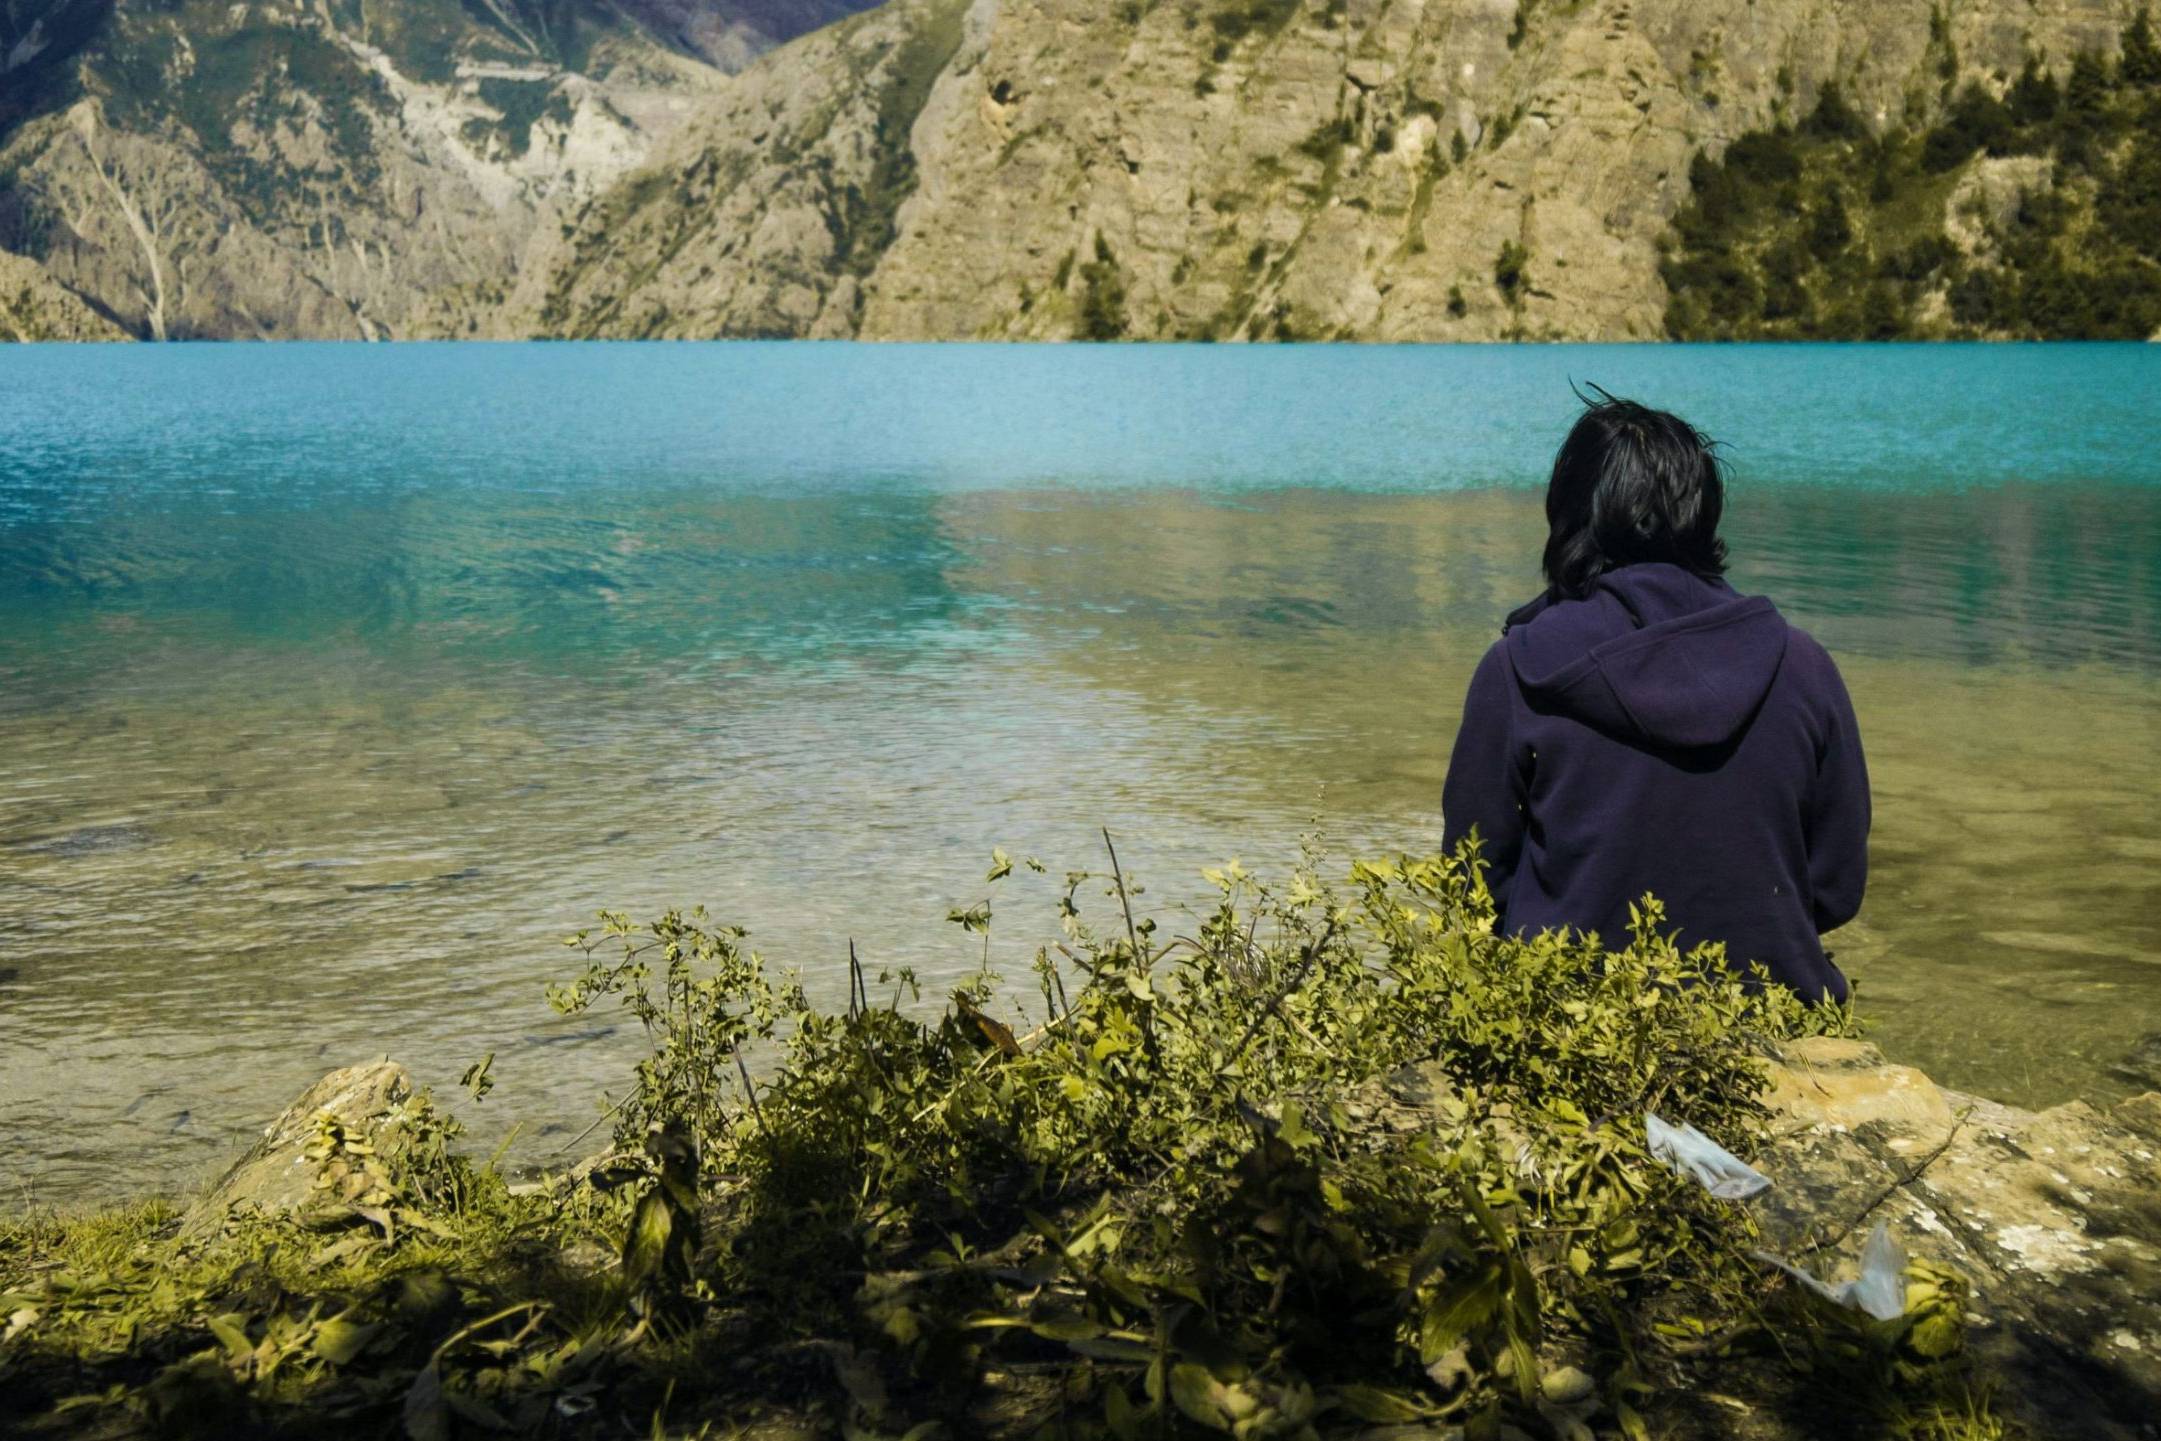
[1752,1039,2161,1437]
[180,1061,413,1238]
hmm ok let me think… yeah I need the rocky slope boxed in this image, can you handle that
[532,0,2149,341]
[0,246,126,340]
[0,0,877,340]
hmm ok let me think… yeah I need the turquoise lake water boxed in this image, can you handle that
[2,342,2157,1202]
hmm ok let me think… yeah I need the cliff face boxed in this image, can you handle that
[533,0,2143,341]
[0,0,878,339]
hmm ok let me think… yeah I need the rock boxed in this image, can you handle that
[1751,1040,2161,1438]
[181,1061,412,1238]
[2110,1033,2161,1091]
[1761,1035,1958,1154]
[1539,1364,1596,1406]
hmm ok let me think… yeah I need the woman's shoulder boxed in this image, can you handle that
[1502,592,1554,632]
[1778,618,1840,671]
[1774,618,1858,706]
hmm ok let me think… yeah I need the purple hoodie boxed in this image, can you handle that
[1441,563,1868,1001]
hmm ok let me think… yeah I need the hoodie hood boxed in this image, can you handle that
[1503,563,1789,749]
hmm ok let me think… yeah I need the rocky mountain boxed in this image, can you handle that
[0,0,878,339]
[6,0,2153,341]
[530,0,2157,341]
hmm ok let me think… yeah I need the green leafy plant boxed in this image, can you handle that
[6,838,1991,1441]
[539,837,1883,1435]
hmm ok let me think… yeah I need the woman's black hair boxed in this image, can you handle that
[1541,384,1729,600]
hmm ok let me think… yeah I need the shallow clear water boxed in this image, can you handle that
[2,342,2156,1204]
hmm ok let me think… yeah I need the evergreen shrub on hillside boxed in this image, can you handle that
[1664,8,2161,340]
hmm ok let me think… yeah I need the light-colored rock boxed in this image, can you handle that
[1753,1038,2161,1438]
[1945,154,2059,258]
[181,1060,412,1237]
[1762,1034,1958,1153]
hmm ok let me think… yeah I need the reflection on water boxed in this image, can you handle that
[2,343,2157,1204]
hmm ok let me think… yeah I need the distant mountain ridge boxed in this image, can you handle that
[0,0,878,338]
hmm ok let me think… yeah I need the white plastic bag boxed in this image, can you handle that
[1645,1112,1772,1200]
[1752,1221,1908,1321]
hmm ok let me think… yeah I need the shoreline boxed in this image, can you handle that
[7,858,2158,1439]
[7,1040,2158,1438]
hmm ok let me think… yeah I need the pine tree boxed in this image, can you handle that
[2122,7,2161,86]
[2007,56,2061,127]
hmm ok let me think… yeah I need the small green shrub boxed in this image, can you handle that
[1078,233,1129,341]
[1809,189,1854,257]
[1297,116,1356,160]
[1507,1,1533,50]
[2123,6,2161,86]
[1208,0,1301,57]
[1803,81,1868,141]
[1494,240,1530,302]
[542,841,1868,1431]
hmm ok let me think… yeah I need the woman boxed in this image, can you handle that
[1441,391,1869,1001]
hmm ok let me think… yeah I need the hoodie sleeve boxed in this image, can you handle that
[1442,643,1531,916]
[1804,648,1871,933]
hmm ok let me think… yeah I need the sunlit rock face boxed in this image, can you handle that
[533,0,2138,342]
[0,0,2146,339]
